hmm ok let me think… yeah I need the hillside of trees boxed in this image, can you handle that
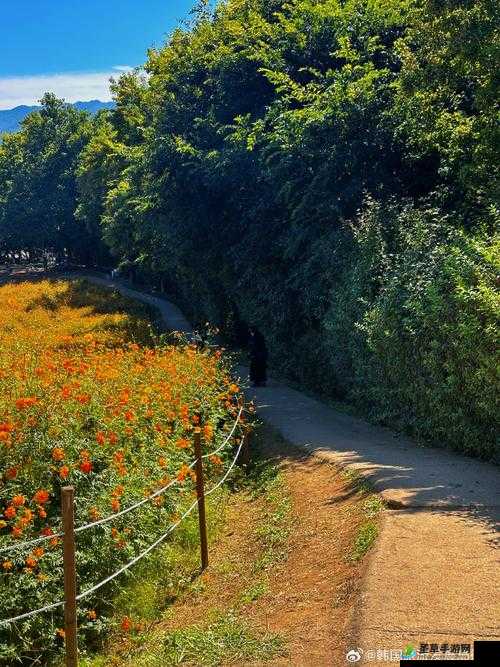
[0,0,498,459]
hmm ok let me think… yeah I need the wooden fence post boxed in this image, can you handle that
[240,426,251,467]
[193,430,209,570]
[61,486,78,667]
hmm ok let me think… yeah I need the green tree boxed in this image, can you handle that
[395,0,499,223]
[0,94,95,262]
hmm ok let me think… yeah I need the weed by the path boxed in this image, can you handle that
[133,612,285,666]
[341,467,376,495]
[254,472,292,571]
[363,496,384,518]
[239,425,294,572]
[239,580,269,604]
[340,468,384,562]
[351,521,379,562]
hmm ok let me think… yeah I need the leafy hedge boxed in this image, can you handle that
[323,201,499,459]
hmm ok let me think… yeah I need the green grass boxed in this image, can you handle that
[339,467,383,562]
[80,427,290,666]
[238,580,269,604]
[246,437,293,572]
[351,521,379,562]
[340,467,376,495]
[123,612,285,666]
[363,495,384,518]
[254,482,292,571]
[108,488,230,623]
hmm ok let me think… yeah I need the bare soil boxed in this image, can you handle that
[161,428,375,666]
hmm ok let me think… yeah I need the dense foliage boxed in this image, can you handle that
[0,280,245,663]
[0,0,498,458]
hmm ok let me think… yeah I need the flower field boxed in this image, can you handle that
[0,279,246,663]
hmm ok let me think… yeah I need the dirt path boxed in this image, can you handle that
[3,269,499,663]
[153,429,375,667]
[77,273,500,663]
[243,437,372,667]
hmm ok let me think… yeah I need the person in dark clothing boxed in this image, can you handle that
[249,327,268,387]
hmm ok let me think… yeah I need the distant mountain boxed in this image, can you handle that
[0,100,115,133]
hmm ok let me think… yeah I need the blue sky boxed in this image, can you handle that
[0,0,196,109]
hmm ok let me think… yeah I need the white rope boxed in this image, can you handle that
[74,479,179,534]
[0,531,64,555]
[76,435,244,601]
[0,419,245,625]
[0,406,243,555]
[0,600,64,626]
[201,405,243,461]
[74,405,243,533]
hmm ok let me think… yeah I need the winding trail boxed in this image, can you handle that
[3,268,499,663]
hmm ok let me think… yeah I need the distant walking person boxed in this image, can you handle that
[249,327,268,387]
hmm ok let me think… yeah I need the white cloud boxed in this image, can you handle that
[112,65,135,73]
[0,69,133,110]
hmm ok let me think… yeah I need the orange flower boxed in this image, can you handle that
[176,438,190,449]
[120,616,132,632]
[108,431,118,445]
[15,396,38,410]
[0,422,14,433]
[33,490,50,504]
[79,460,93,474]
[4,506,16,520]
[89,507,100,521]
[209,455,222,465]
[25,556,37,568]
[110,498,120,512]
[2,560,13,570]
[5,467,18,479]
[52,447,65,462]
[87,610,97,620]
[76,393,90,404]
[203,424,214,440]
[12,495,25,507]
[158,456,167,468]
[60,385,72,400]
[113,451,125,464]
[40,527,54,537]
[95,431,106,445]
[177,464,190,482]
[38,507,47,519]
[59,465,70,480]
[22,508,33,523]
[124,410,135,422]
[32,547,44,558]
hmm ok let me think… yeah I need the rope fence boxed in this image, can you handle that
[0,406,243,556]
[0,406,249,667]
